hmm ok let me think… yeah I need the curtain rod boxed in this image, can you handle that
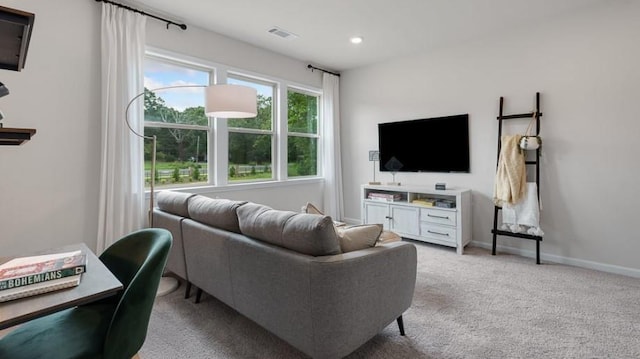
[307,64,340,77]
[95,0,187,30]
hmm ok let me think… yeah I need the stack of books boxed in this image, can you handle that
[367,192,403,202]
[0,250,87,302]
[411,198,437,207]
[435,199,456,208]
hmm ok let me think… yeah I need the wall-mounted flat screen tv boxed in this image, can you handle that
[378,114,470,173]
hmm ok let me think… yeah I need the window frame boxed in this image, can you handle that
[286,86,321,178]
[226,74,277,183]
[143,47,323,191]
[142,54,213,188]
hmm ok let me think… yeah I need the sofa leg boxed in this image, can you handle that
[195,288,203,304]
[396,315,405,336]
[184,282,192,299]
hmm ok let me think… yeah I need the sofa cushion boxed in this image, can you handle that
[188,195,247,233]
[156,191,196,217]
[335,224,383,252]
[238,203,342,256]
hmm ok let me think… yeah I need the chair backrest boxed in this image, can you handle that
[99,228,172,359]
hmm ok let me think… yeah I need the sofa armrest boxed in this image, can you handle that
[308,241,417,359]
[153,209,188,280]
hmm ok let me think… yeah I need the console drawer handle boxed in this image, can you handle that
[427,230,449,236]
[427,214,449,220]
[385,216,393,220]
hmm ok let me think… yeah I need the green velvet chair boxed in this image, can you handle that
[0,228,172,359]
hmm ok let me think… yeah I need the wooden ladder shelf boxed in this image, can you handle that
[491,92,543,264]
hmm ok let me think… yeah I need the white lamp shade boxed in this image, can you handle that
[205,84,257,118]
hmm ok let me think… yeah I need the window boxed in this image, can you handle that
[227,76,275,182]
[143,57,211,188]
[142,50,322,189]
[287,89,319,177]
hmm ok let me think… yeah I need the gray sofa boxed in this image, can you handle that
[152,191,417,359]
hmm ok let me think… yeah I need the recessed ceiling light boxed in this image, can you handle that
[350,36,363,44]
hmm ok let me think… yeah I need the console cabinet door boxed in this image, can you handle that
[389,205,419,236]
[363,201,390,230]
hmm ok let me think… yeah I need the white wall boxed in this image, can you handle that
[340,1,640,274]
[0,0,101,256]
[0,0,322,257]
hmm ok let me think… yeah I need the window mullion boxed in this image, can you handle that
[213,69,229,186]
[277,84,288,181]
[288,132,319,139]
[144,122,209,131]
[227,128,274,135]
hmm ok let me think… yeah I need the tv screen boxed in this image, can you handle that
[378,114,470,173]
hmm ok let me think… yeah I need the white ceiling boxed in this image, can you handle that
[132,0,605,72]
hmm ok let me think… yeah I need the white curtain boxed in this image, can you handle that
[97,4,147,253]
[322,73,344,220]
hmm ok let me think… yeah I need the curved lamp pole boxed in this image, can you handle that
[125,84,257,227]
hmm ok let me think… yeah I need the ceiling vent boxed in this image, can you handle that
[267,26,298,40]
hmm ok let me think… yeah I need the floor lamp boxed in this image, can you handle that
[125,84,257,296]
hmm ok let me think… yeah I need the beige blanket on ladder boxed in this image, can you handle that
[493,134,526,206]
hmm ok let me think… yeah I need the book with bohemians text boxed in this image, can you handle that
[0,250,87,292]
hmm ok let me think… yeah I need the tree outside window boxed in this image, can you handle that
[227,76,274,182]
[143,57,210,188]
[288,89,319,177]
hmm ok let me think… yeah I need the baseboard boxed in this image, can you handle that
[471,241,640,279]
[346,214,640,278]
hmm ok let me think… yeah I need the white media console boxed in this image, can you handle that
[361,184,472,254]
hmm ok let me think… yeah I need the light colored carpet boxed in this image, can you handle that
[140,242,640,358]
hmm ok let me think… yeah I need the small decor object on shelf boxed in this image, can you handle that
[519,135,541,151]
[368,150,381,185]
[0,81,8,98]
[435,183,446,190]
[435,199,456,208]
[519,112,542,151]
[384,156,403,186]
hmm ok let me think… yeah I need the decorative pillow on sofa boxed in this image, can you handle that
[300,202,390,251]
[156,191,196,217]
[238,203,342,256]
[187,195,247,233]
[335,224,383,252]
[377,230,402,245]
[301,202,346,227]
[302,202,324,215]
